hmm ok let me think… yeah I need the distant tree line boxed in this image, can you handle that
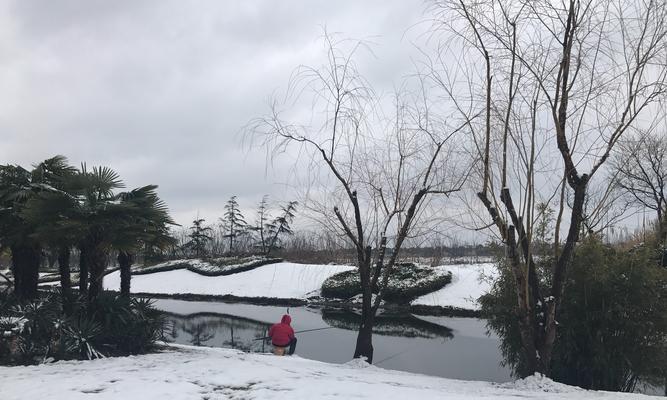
[159,196,298,260]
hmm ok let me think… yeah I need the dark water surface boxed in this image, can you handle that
[155,298,512,383]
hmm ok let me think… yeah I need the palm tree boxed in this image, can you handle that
[22,188,80,311]
[53,164,135,301]
[111,185,176,297]
[22,163,176,303]
[0,156,76,300]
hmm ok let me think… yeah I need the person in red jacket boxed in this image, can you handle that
[268,314,297,355]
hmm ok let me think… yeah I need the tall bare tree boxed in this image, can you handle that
[429,0,667,375]
[249,34,467,362]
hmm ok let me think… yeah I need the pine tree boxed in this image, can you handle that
[253,195,270,253]
[221,196,247,254]
[266,201,297,255]
[187,218,212,258]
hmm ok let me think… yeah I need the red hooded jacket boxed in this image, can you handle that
[268,314,295,346]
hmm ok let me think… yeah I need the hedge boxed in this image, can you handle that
[321,263,452,304]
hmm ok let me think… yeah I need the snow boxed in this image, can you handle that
[134,256,281,275]
[0,344,658,400]
[104,262,355,299]
[100,261,499,310]
[0,317,26,337]
[412,263,498,310]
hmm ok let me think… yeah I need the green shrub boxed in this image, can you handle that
[0,290,166,365]
[85,294,166,355]
[480,238,667,392]
[321,263,452,303]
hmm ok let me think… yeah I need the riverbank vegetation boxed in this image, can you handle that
[0,289,165,365]
[481,236,667,392]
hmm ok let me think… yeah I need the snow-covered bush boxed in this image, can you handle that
[321,263,452,303]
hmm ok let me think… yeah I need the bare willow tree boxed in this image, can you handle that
[248,35,467,362]
[428,0,667,375]
[613,129,667,242]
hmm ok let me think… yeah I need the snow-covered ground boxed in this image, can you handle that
[0,344,658,400]
[104,262,355,299]
[102,262,500,310]
[412,263,498,310]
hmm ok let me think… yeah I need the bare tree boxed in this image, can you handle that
[580,177,630,239]
[613,129,667,242]
[429,0,667,375]
[248,34,467,362]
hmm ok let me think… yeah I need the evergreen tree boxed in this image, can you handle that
[221,196,247,254]
[186,218,212,258]
[266,201,297,255]
[253,195,270,253]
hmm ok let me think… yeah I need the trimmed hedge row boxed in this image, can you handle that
[132,257,282,277]
[321,263,452,304]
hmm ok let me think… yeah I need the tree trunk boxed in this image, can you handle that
[87,242,108,302]
[58,246,73,313]
[353,310,374,363]
[353,255,375,363]
[118,251,134,297]
[78,245,89,297]
[10,251,21,296]
[538,182,588,375]
[10,243,41,300]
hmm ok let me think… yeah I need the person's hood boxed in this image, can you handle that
[281,314,291,325]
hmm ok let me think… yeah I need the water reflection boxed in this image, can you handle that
[166,308,454,351]
[321,308,454,340]
[156,299,512,383]
[166,312,272,352]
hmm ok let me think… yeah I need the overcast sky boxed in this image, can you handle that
[0,0,433,228]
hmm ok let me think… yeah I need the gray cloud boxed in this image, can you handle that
[0,0,428,226]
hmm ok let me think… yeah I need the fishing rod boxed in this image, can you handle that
[374,342,423,366]
[253,326,335,341]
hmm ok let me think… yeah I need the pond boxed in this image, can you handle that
[155,298,513,383]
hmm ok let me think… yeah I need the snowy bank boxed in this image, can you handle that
[0,344,658,400]
[412,263,498,310]
[104,262,355,299]
[100,261,499,312]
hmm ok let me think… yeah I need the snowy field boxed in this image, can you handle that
[412,263,498,310]
[0,344,659,400]
[104,262,355,299]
